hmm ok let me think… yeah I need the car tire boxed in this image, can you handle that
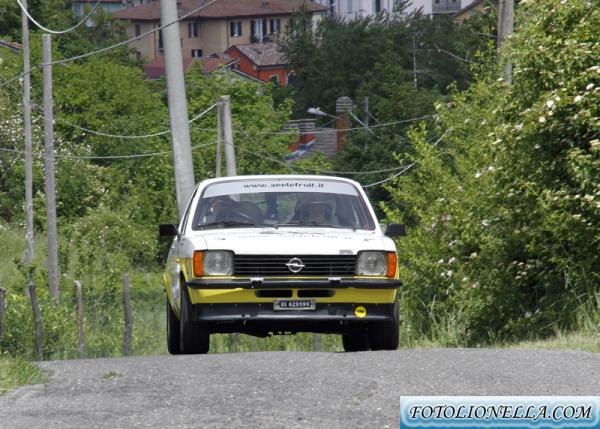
[179,280,210,354]
[342,331,369,352]
[166,297,181,355]
[368,295,399,351]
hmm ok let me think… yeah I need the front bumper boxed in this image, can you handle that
[192,302,395,335]
[187,277,401,289]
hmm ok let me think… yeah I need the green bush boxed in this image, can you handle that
[384,0,599,345]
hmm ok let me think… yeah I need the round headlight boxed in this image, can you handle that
[203,251,233,276]
[356,251,387,276]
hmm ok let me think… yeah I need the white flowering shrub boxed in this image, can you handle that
[384,0,599,345]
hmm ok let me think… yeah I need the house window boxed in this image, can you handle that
[134,23,141,37]
[268,75,280,86]
[347,0,353,13]
[230,21,242,37]
[250,19,267,42]
[269,18,281,34]
[374,0,382,13]
[188,22,199,38]
[287,72,297,85]
[135,51,141,62]
[158,29,163,52]
[191,49,203,58]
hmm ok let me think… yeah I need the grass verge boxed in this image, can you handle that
[0,355,47,396]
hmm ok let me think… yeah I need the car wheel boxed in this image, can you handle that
[166,297,181,355]
[342,331,369,352]
[179,280,210,354]
[368,296,399,351]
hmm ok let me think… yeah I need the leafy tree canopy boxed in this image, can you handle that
[383,0,599,344]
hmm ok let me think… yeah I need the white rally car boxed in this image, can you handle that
[159,175,405,354]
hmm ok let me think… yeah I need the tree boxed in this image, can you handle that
[383,0,599,345]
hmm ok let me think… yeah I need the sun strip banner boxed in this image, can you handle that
[400,397,600,429]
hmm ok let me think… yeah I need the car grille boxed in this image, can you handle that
[233,254,357,277]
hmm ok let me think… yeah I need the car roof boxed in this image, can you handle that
[196,174,363,189]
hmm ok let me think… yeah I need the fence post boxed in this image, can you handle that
[123,273,132,356]
[0,286,5,338]
[28,283,43,360]
[312,333,322,352]
[74,280,84,358]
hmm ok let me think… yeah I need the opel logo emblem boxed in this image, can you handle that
[286,257,305,273]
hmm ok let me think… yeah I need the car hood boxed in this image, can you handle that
[181,228,394,255]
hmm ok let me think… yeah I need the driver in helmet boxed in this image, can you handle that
[297,195,334,225]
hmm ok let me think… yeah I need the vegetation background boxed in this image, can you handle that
[0,0,597,382]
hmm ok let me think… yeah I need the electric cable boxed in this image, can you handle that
[362,164,414,188]
[235,128,414,176]
[0,0,218,88]
[0,141,216,160]
[55,103,217,139]
[16,0,102,35]
[240,114,437,136]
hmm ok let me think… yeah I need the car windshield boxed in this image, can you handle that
[192,178,376,231]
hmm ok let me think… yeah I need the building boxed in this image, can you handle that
[453,0,493,24]
[72,0,159,18]
[143,53,236,79]
[312,0,480,19]
[225,42,291,86]
[72,0,124,18]
[112,0,328,62]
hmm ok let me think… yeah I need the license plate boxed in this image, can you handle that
[273,299,316,311]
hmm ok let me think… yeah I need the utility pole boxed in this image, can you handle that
[412,33,418,90]
[219,95,236,176]
[215,100,223,178]
[363,96,369,130]
[497,0,514,83]
[42,35,60,303]
[159,0,195,220]
[21,0,34,272]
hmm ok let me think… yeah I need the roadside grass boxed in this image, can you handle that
[0,356,47,396]
[505,331,600,353]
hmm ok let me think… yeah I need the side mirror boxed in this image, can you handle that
[159,223,179,238]
[385,223,406,237]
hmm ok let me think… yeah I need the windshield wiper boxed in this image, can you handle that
[198,221,257,229]
[274,221,337,228]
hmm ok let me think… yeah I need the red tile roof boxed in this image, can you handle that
[144,54,235,79]
[114,0,328,21]
[226,42,286,67]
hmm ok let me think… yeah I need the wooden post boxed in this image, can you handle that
[28,283,43,360]
[0,287,6,338]
[123,274,132,356]
[74,280,84,358]
[312,333,322,352]
[42,34,60,303]
[227,332,240,352]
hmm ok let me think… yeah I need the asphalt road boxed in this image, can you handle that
[0,348,598,429]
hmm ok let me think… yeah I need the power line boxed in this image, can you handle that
[235,131,413,176]
[0,0,217,88]
[0,141,216,160]
[240,114,438,137]
[16,0,102,35]
[55,103,217,139]
[362,164,414,188]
